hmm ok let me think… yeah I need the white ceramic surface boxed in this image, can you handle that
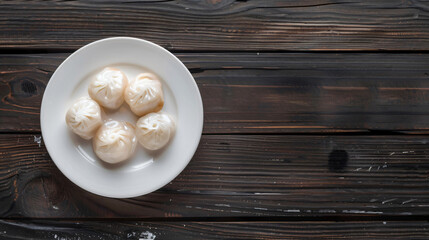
[40,37,203,198]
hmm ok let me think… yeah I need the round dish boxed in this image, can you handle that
[40,37,203,198]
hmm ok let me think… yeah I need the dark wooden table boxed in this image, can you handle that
[1,0,429,239]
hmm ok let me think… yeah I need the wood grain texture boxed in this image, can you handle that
[1,220,429,240]
[1,134,429,218]
[0,0,429,51]
[2,53,429,133]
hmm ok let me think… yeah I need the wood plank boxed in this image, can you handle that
[1,134,429,218]
[1,53,429,133]
[0,0,428,51]
[1,220,429,240]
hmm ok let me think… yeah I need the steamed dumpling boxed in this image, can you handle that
[65,97,103,140]
[88,67,128,110]
[93,120,137,164]
[124,73,164,116]
[136,112,175,150]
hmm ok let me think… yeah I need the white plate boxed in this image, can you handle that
[41,37,203,198]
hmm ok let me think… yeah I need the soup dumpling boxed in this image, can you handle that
[125,73,164,116]
[65,97,103,140]
[88,67,128,110]
[136,112,175,150]
[93,120,137,164]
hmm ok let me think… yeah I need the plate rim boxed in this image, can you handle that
[40,37,204,198]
